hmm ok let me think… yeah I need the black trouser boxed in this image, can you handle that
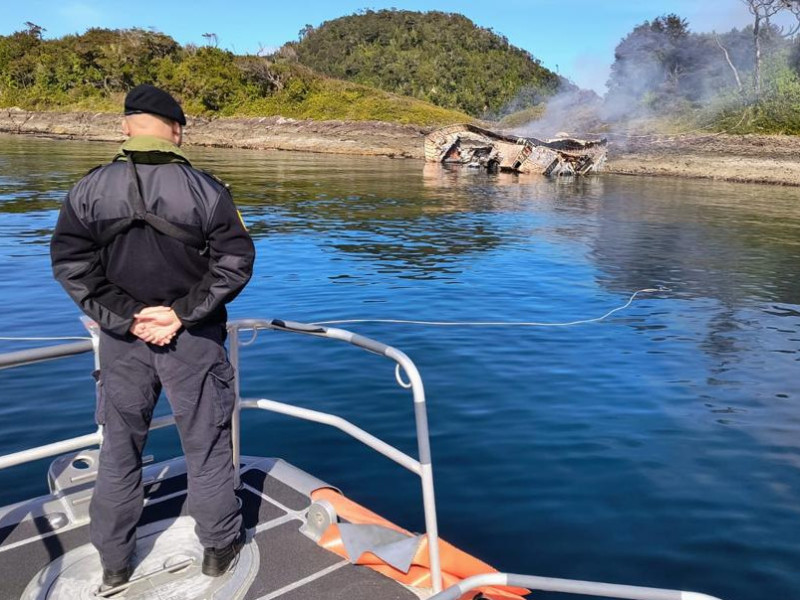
[90,323,242,571]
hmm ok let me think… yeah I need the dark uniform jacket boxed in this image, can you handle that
[50,136,255,335]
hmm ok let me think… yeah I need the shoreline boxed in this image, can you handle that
[606,132,800,187]
[0,108,431,159]
[2,108,800,186]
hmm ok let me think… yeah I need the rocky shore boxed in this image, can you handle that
[606,132,800,187]
[0,108,429,159]
[2,108,799,186]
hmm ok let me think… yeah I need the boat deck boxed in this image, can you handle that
[0,454,422,600]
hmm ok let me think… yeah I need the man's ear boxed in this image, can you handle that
[121,118,130,137]
[172,122,183,146]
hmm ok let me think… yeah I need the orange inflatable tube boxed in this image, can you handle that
[311,488,529,600]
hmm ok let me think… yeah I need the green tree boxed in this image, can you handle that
[0,25,475,125]
[291,9,561,117]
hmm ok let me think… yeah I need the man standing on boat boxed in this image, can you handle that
[50,84,255,588]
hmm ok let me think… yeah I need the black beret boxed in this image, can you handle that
[124,84,186,126]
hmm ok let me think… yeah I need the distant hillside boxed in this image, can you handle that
[0,26,470,126]
[291,10,562,117]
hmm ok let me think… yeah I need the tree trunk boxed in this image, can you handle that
[715,35,743,93]
[754,12,762,100]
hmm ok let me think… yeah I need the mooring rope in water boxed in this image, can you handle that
[312,286,669,328]
[0,287,668,341]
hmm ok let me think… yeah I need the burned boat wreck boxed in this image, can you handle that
[425,124,607,176]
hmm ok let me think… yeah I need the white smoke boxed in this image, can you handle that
[507,12,791,139]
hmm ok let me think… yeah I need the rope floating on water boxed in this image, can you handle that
[0,287,669,341]
[313,287,669,328]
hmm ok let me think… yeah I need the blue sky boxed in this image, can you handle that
[4,1,768,93]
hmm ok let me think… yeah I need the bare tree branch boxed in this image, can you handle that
[201,32,218,48]
[714,34,744,93]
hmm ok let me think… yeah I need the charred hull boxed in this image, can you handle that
[424,124,608,176]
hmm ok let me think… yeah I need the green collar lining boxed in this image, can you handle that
[114,135,191,165]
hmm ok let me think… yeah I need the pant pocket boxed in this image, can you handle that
[208,361,236,428]
[93,369,106,426]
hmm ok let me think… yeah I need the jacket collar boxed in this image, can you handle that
[113,135,191,165]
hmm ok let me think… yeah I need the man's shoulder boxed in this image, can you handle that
[189,166,232,193]
[70,161,231,205]
[78,161,121,180]
[82,164,104,178]
[70,161,125,195]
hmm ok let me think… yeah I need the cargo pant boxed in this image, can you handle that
[90,322,243,571]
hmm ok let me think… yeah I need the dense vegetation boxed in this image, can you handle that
[4,7,800,135]
[605,12,800,134]
[291,10,562,118]
[0,25,469,125]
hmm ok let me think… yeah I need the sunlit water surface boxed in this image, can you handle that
[0,134,799,600]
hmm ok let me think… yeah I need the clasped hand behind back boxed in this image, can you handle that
[129,307,182,346]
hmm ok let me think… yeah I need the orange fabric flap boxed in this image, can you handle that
[311,488,529,599]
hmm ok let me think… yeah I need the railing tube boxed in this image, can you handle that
[0,340,93,370]
[428,573,725,600]
[387,347,442,594]
[240,398,422,474]
[0,430,102,470]
[0,415,176,472]
[229,326,242,489]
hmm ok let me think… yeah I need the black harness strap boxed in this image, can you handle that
[96,157,208,254]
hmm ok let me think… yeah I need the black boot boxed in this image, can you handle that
[102,564,133,588]
[202,531,245,577]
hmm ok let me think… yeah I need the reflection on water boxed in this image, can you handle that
[1,134,799,600]
[590,176,800,305]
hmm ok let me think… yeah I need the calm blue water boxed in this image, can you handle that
[1,134,799,600]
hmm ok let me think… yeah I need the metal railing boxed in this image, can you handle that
[0,319,726,600]
[428,573,724,600]
[226,319,442,592]
[0,339,93,370]
[0,318,444,593]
